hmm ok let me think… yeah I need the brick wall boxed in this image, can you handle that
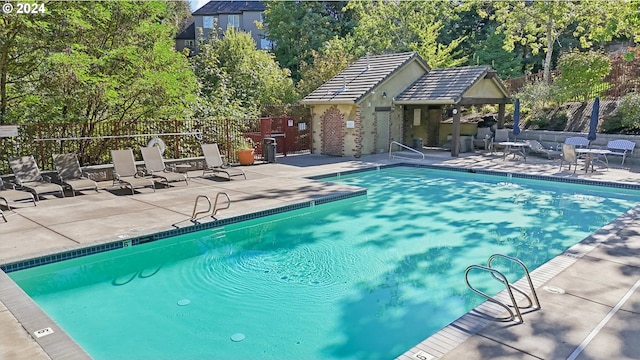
[321,106,345,156]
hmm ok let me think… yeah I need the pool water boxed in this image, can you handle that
[9,167,640,360]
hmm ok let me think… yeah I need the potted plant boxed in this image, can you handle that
[236,137,255,165]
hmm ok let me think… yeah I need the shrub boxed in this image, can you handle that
[617,93,640,130]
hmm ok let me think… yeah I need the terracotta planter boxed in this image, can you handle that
[237,149,255,165]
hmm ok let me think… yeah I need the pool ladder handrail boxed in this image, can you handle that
[190,192,230,222]
[389,141,425,161]
[464,254,541,324]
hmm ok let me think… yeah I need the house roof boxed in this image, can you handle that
[175,18,195,40]
[301,52,430,105]
[394,66,510,105]
[193,1,266,16]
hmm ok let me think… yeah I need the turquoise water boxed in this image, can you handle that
[10,167,640,360]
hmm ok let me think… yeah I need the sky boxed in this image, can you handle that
[189,0,208,12]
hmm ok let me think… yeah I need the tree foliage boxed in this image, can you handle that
[1,1,197,125]
[553,50,611,102]
[191,27,298,119]
[262,1,355,82]
[487,0,629,84]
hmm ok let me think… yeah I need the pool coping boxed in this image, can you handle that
[2,162,640,360]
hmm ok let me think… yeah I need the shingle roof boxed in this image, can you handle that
[175,18,195,39]
[395,66,496,104]
[193,1,265,16]
[301,52,429,104]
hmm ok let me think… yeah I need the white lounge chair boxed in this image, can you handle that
[8,156,65,200]
[53,153,99,196]
[140,146,188,186]
[110,149,155,194]
[201,143,246,180]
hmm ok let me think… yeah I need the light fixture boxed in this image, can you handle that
[382,91,387,98]
[452,108,458,115]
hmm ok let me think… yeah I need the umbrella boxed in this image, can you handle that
[588,97,600,142]
[512,98,521,137]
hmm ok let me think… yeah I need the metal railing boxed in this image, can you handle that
[388,141,425,161]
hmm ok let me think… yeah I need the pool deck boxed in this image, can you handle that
[2,150,640,360]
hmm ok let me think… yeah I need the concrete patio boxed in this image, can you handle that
[2,149,640,360]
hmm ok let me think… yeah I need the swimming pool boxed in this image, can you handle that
[8,166,640,359]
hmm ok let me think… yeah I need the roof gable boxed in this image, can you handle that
[193,1,266,16]
[394,66,510,104]
[301,52,430,105]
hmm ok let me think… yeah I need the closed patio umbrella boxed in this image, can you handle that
[512,98,521,138]
[588,97,599,142]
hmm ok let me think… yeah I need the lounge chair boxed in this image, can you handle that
[201,143,246,180]
[606,139,636,166]
[52,153,99,196]
[8,156,65,200]
[0,176,36,210]
[110,149,155,194]
[559,144,587,173]
[140,146,188,186]
[525,140,561,160]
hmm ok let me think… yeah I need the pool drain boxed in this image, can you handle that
[543,285,566,294]
[177,299,191,306]
[231,333,245,342]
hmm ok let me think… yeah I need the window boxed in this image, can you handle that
[185,40,194,47]
[260,38,273,50]
[203,16,214,29]
[228,14,240,29]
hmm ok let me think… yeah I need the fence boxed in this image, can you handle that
[0,116,311,174]
[505,55,640,100]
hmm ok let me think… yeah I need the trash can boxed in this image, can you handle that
[263,137,276,163]
[413,138,423,150]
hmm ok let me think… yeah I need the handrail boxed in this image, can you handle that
[389,141,425,160]
[191,195,212,221]
[212,192,231,216]
[465,265,524,323]
[465,254,541,324]
[488,254,541,310]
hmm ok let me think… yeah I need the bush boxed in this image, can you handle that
[617,93,640,130]
[553,50,611,102]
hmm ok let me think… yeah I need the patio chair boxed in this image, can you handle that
[8,156,65,200]
[564,136,589,148]
[201,143,246,180]
[559,144,587,173]
[110,149,155,194]
[606,139,636,166]
[525,140,561,160]
[52,153,99,196]
[140,146,188,186]
[490,129,510,154]
[0,176,36,211]
[473,127,493,151]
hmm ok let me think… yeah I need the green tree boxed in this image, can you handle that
[553,50,611,102]
[192,27,298,118]
[488,0,627,84]
[33,1,197,124]
[471,25,523,79]
[345,0,467,68]
[261,1,355,82]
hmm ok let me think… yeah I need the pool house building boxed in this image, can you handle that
[301,52,512,157]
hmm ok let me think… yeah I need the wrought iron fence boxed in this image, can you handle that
[0,115,311,174]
